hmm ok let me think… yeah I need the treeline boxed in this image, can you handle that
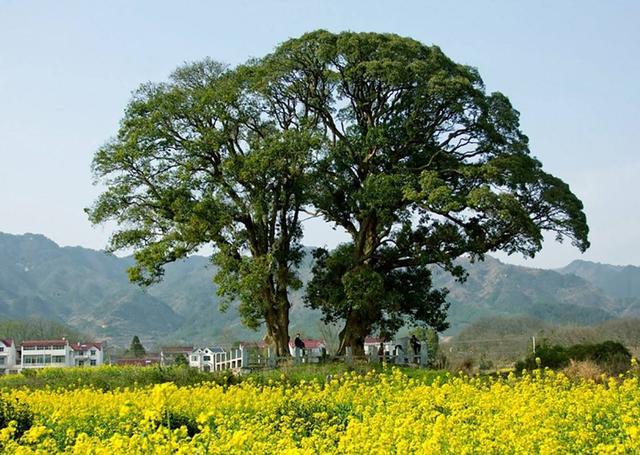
[454,316,640,348]
[442,316,640,370]
[0,319,91,344]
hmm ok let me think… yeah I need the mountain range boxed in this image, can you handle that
[1,232,639,347]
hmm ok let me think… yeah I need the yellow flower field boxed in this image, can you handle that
[1,368,639,454]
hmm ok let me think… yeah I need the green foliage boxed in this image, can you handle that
[411,327,440,367]
[127,336,146,358]
[516,341,632,373]
[0,319,89,345]
[0,396,33,438]
[83,30,587,354]
[158,411,199,437]
[86,56,318,354]
[260,30,589,351]
[173,353,189,367]
[0,366,221,391]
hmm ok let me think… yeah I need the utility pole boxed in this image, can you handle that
[532,336,536,356]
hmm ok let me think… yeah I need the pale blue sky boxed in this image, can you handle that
[0,1,638,268]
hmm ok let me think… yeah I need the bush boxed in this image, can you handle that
[516,340,632,374]
[0,396,33,438]
[516,343,568,371]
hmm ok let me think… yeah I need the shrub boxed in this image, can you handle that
[516,340,632,374]
[516,343,568,371]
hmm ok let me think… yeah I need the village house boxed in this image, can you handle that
[188,346,225,372]
[70,342,104,366]
[21,339,75,369]
[0,338,105,372]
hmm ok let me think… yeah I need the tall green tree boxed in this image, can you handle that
[264,31,589,354]
[128,335,146,358]
[87,59,318,356]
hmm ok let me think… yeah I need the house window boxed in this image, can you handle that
[90,350,96,356]
[191,356,197,361]
[0,347,4,352]
[24,355,44,364]
[52,356,65,363]
[0,357,5,365]
[203,355,211,361]
[90,360,96,366]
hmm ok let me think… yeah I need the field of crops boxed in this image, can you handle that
[1,367,640,453]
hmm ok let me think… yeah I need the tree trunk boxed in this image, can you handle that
[337,310,369,357]
[264,290,291,358]
[275,291,291,357]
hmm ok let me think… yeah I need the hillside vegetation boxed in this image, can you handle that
[1,232,639,347]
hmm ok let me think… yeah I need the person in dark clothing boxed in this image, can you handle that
[294,333,305,350]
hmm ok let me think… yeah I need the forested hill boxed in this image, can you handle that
[1,232,639,346]
[557,260,640,300]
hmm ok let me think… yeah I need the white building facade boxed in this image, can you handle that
[0,339,106,372]
[70,342,104,366]
[189,347,225,372]
[0,339,18,374]
[21,339,74,369]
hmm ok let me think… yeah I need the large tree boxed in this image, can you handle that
[263,31,589,354]
[87,59,319,356]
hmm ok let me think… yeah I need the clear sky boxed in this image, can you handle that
[1,0,638,268]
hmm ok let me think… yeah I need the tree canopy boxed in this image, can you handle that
[263,31,589,353]
[87,59,319,356]
[128,336,146,358]
[89,30,589,355]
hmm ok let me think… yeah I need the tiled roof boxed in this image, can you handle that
[21,339,68,347]
[0,339,13,347]
[70,342,103,351]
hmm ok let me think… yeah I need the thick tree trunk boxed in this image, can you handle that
[337,310,369,357]
[265,290,291,358]
[275,291,291,357]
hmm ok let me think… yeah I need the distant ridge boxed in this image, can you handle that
[558,260,640,300]
[1,232,639,346]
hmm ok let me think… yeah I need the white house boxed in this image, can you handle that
[0,339,18,374]
[70,342,104,366]
[189,346,225,372]
[21,339,74,369]
[20,339,105,369]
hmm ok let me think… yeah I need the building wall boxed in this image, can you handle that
[73,346,104,366]
[0,342,17,372]
[21,344,73,368]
